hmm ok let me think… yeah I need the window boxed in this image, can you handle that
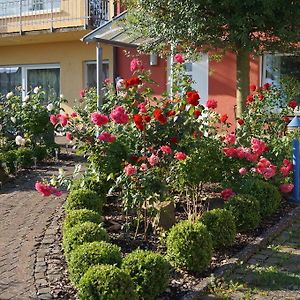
[85,61,109,88]
[262,54,300,99]
[0,64,60,100]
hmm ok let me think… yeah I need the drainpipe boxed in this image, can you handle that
[96,42,103,110]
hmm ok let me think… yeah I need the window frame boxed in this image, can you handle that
[84,60,109,89]
[0,63,60,98]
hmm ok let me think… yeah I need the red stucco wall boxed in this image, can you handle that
[116,48,167,95]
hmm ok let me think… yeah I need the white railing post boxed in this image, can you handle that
[84,0,89,29]
[19,0,23,34]
[50,0,54,31]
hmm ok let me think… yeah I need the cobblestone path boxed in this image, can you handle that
[203,217,300,300]
[0,166,66,300]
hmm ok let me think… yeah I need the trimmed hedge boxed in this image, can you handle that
[78,265,138,300]
[201,208,236,249]
[166,220,212,273]
[68,241,122,285]
[65,189,104,213]
[122,250,170,300]
[63,222,108,258]
[225,194,261,232]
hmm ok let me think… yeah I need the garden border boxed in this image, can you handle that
[181,205,300,300]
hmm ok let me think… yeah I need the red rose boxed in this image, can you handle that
[288,99,298,109]
[282,116,290,122]
[258,94,264,101]
[143,115,151,123]
[167,110,176,117]
[170,137,178,144]
[186,91,200,106]
[153,108,167,124]
[133,114,144,131]
[237,118,245,125]
[246,95,254,104]
[249,84,257,92]
[263,83,271,90]
[220,114,228,123]
[221,188,234,201]
[194,110,201,118]
[206,99,217,109]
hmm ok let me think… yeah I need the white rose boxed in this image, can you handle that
[10,117,16,123]
[22,102,27,108]
[6,92,14,99]
[60,94,64,99]
[33,86,40,94]
[23,95,30,102]
[15,135,26,146]
[47,103,54,111]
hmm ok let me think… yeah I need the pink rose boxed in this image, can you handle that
[251,138,267,156]
[224,133,236,145]
[66,132,73,141]
[80,89,86,98]
[50,115,58,125]
[59,114,69,127]
[124,164,137,176]
[280,159,293,177]
[239,167,247,175]
[140,163,148,172]
[130,58,144,72]
[35,182,62,197]
[223,147,238,158]
[138,102,147,113]
[174,152,187,160]
[90,112,109,126]
[221,188,234,201]
[160,145,172,154]
[174,54,185,64]
[71,112,78,118]
[110,106,129,124]
[148,154,160,166]
[206,99,218,109]
[98,131,116,143]
[280,183,294,193]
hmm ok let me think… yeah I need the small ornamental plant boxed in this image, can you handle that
[122,250,170,300]
[201,209,236,249]
[166,220,213,273]
[68,241,122,285]
[78,265,138,300]
[225,194,261,232]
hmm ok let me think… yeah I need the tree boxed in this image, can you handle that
[124,0,300,118]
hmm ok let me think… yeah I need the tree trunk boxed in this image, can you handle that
[236,49,250,119]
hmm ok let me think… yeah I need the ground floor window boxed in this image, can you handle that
[84,61,109,89]
[0,64,60,100]
[262,54,300,100]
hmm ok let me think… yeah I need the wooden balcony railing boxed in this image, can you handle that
[0,0,110,35]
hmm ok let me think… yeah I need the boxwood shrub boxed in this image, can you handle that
[225,194,261,232]
[65,189,104,213]
[166,220,212,273]
[63,209,102,233]
[78,265,138,300]
[122,250,170,300]
[63,222,108,258]
[240,178,281,217]
[68,241,122,285]
[201,208,236,249]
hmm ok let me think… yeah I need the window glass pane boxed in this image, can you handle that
[0,67,22,96]
[27,68,60,100]
[86,63,109,88]
[184,62,193,73]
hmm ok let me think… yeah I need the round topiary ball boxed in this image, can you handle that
[201,208,236,249]
[63,209,102,233]
[68,241,122,286]
[225,194,261,232]
[240,178,281,217]
[65,189,105,213]
[63,222,108,258]
[78,265,138,300]
[166,220,212,273]
[122,250,170,300]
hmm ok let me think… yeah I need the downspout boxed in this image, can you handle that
[96,42,103,110]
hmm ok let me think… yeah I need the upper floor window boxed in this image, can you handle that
[0,0,61,17]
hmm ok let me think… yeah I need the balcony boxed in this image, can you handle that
[0,0,110,35]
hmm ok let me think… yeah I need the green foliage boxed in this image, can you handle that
[0,150,17,173]
[122,250,170,300]
[225,194,261,232]
[78,265,138,300]
[68,241,122,285]
[166,220,212,272]
[63,209,102,233]
[65,189,105,213]
[63,222,108,258]
[15,147,34,167]
[201,209,236,249]
[239,179,281,218]
[32,145,48,161]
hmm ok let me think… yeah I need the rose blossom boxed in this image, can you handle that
[186,91,200,106]
[174,54,185,64]
[124,164,137,176]
[66,132,73,141]
[50,115,58,125]
[47,103,54,111]
[90,112,109,126]
[79,89,86,98]
[224,133,236,145]
[288,99,298,109]
[239,167,247,175]
[98,131,116,143]
[237,118,245,125]
[280,183,294,193]
[110,106,129,124]
[138,102,147,113]
[160,145,172,154]
[220,114,228,123]
[249,84,256,92]
[148,154,160,166]
[6,92,14,99]
[280,159,293,177]
[15,135,26,146]
[140,163,148,172]
[174,152,187,160]
[35,181,62,197]
[221,188,234,201]
[130,58,144,72]
[71,112,78,118]
[251,138,267,156]
[59,114,69,127]
[206,99,217,109]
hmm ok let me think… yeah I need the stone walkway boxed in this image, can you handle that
[203,217,300,300]
[0,165,73,300]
